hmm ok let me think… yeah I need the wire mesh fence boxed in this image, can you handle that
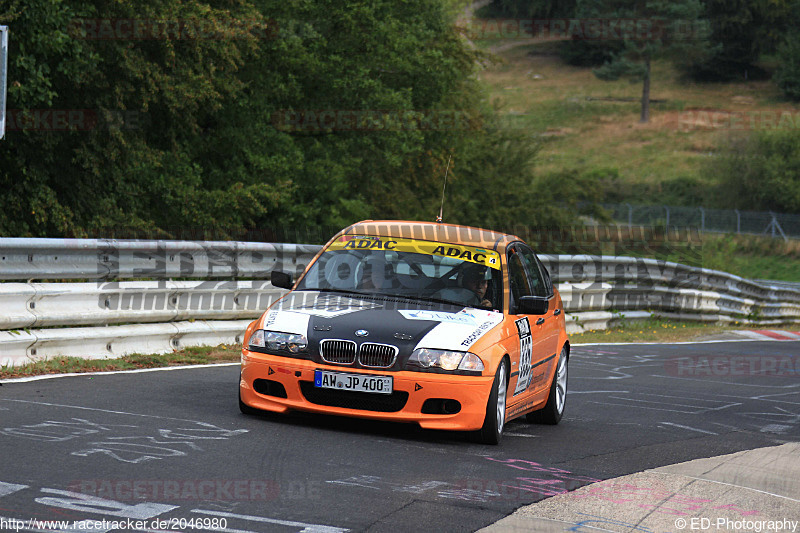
[602,203,800,240]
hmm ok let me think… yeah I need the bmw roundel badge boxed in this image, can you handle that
[355,329,369,337]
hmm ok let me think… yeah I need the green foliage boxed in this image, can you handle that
[707,130,800,213]
[480,0,577,18]
[699,234,800,282]
[682,0,766,80]
[775,31,800,100]
[0,0,269,237]
[0,0,595,239]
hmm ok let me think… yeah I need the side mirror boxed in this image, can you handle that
[271,270,294,290]
[519,296,549,315]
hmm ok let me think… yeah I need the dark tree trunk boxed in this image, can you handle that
[640,57,651,123]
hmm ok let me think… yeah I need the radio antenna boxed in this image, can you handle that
[436,155,452,223]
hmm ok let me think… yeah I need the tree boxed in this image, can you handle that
[0,0,584,239]
[775,31,800,100]
[683,0,767,80]
[580,0,713,122]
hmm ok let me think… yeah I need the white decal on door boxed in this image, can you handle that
[513,317,533,396]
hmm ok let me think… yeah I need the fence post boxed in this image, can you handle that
[699,207,705,233]
[734,209,741,234]
[765,212,788,242]
[625,203,632,230]
[663,205,670,232]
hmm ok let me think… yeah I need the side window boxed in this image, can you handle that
[536,256,554,296]
[518,245,549,298]
[507,246,532,311]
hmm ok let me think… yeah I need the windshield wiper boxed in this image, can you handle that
[305,287,375,297]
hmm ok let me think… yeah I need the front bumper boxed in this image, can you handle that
[240,351,494,431]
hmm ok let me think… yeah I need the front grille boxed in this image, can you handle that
[359,343,398,368]
[319,339,357,364]
[299,382,409,412]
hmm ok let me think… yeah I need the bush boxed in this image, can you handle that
[707,130,800,213]
[775,32,800,101]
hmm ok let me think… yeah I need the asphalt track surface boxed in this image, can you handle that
[0,340,798,533]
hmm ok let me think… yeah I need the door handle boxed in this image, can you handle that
[536,317,545,325]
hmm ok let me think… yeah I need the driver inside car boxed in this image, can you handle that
[462,264,492,308]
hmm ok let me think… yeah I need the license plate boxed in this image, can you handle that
[314,370,393,395]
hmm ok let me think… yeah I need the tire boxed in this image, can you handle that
[477,359,509,444]
[527,347,568,425]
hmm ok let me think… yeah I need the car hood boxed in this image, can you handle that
[262,291,503,355]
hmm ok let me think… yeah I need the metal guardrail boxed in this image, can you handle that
[1,238,799,366]
[0,238,320,280]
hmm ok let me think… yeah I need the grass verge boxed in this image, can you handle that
[3,319,795,380]
[0,345,241,380]
[570,317,755,344]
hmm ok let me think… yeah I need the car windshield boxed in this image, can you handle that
[296,235,503,310]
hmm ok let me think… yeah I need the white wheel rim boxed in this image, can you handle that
[496,364,507,433]
[555,352,567,414]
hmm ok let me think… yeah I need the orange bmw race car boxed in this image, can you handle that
[239,221,569,444]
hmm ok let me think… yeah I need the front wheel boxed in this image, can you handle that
[477,359,508,444]
[527,347,568,425]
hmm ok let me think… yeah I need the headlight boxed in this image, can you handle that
[408,348,484,373]
[249,330,308,354]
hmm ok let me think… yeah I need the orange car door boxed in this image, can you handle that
[518,245,560,394]
[506,245,548,400]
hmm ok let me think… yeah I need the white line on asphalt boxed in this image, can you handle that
[659,422,718,435]
[568,390,631,394]
[574,338,765,346]
[191,509,349,533]
[0,362,240,384]
[663,475,800,504]
[0,398,224,424]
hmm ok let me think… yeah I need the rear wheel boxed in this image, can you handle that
[527,347,568,425]
[477,359,508,444]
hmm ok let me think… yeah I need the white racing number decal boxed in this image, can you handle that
[513,317,533,396]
